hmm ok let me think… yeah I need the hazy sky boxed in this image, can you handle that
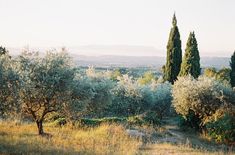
[0,0,234,56]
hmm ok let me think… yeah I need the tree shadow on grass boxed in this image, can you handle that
[0,142,86,155]
[0,132,91,155]
[157,130,235,154]
[159,117,235,154]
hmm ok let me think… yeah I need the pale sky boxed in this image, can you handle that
[0,0,234,56]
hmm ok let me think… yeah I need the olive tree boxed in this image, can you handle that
[75,75,114,117]
[150,82,172,119]
[17,50,76,135]
[0,53,19,117]
[172,75,235,129]
[111,75,143,116]
[110,74,173,118]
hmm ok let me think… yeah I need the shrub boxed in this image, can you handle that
[177,110,201,131]
[127,115,146,126]
[78,118,101,127]
[0,53,19,118]
[173,76,235,130]
[150,82,172,119]
[206,113,235,143]
[110,69,122,81]
[127,112,161,126]
[137,71,157,85]
[72,117,127,128]
[84,77,114,117]
[110,75,173,119]
[203,67,231,86]
[70,74,114,118]
[142,111,161,125]
[110,75,143,116]
[99,117,127,124]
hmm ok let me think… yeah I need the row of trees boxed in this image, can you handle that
[0,44,234,142]
[0,50,172,135]
[163,14,235,88]
[163,14,200,83]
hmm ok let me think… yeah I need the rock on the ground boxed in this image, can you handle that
[126,129,145,138]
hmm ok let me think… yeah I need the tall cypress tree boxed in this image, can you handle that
[164,14,182,83]
[230,51,235,87]
[179,32,200,78]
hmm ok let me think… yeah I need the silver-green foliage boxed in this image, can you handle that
[172,75,235,125]
[111,74,172,117]
[111,75,143,115]
[74,69,114,117]
[0,54,19,117]
[17,50,76,134]
[149,82,172,118]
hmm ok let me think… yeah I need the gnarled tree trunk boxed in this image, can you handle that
[36,120,44,135]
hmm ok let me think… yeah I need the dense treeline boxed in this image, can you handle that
[0,49,172,135]
[0,47,234,143]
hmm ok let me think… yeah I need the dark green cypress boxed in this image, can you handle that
[179,32,200,78]
[164,14,182,83]
[230,51,235,87]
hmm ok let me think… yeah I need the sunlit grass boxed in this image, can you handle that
[0,121,141,154]
[140,142,235,155]
[0,120,234,155]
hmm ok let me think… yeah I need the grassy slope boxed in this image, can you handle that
[0,119,234,155]
[0,121,141,155]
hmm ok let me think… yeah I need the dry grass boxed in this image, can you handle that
[0,121,141,155]
[0,120,234,155]
[140,142,235,155]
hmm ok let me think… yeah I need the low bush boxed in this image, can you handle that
[99,117,127,123]
[149,82,172,119]
[142,111,161,125]
[127,112,161,126]
[110,75,144,116]
[77,118,101,127]
[206,113,235,144]
[177,110,201,131]
[68,117,127,128]
[53,114,161,128]
[127,115,146,126]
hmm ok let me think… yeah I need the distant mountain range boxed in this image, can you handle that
[8,45,230,69]
[73,55,230,69]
